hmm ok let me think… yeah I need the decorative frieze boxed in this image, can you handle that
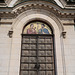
[0,2,75,19]
[0,12,15,18]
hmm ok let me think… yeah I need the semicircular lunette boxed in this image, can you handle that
[23,21,52,34]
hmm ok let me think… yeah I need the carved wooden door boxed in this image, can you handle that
[20,34,55,75]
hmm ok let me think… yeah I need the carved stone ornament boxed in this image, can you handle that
[0,1,75,19]
[8,28,13,38]
[62,31,66,38]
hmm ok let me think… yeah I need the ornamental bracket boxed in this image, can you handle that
[8,28,13,38]
[62,31,66,38]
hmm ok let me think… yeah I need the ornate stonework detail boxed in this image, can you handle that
[8,28,13,38]
[0,1,75,18]
[13,3,75,18]
[62,31,66,38]
[0,12,15,18]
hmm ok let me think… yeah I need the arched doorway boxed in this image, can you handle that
[20,21,55,75]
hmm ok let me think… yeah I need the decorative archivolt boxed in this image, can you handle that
[0,1,75,18]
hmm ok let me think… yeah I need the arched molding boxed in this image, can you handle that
[8,9,66,75]
[12,1,75,19]
[12,9,64,34]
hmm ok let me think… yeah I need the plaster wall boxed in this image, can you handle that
[64,25,75,75]
[0,25,11,75]
[0,9,75,75]
[8,11,64,75]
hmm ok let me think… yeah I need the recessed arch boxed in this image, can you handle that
[12,9,64,35]
[20,19,56,75]
[9,12,64,75]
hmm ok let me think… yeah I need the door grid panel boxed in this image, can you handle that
[20,34,55,75]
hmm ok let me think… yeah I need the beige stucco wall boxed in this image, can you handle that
[0,6,75,75]
[0,25,11,75]
[63,25,75,75]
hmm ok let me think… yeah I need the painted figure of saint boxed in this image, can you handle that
[38,24,49,34]
[27,24,37,34]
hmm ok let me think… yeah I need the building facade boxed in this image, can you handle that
[0,0,75,75]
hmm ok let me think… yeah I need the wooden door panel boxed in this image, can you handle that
[20,35,54,75]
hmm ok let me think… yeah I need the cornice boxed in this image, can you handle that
[5,0,18,7]
[63,23,75,25]
[0,22,12,24]
[0,12,15,18]
[59,0,75,9]
[13,3,75,18]
[0,1,75,19]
